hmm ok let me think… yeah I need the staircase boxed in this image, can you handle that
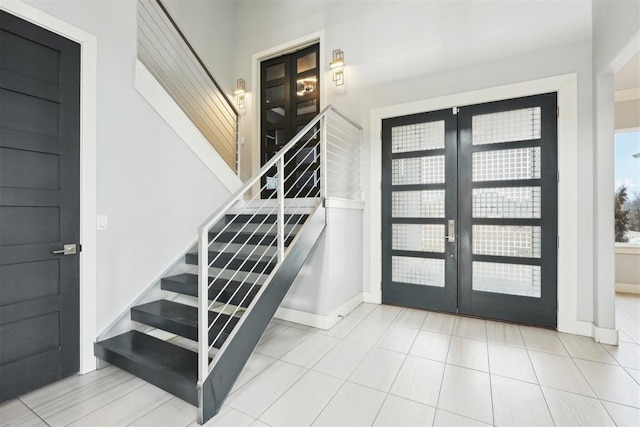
[94,105,362,424]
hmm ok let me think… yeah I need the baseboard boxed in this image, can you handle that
[274,293,364,330]
[134,60,242,193]
[616,282,640,294]
[363,291,382,304]
[592,324,619,345]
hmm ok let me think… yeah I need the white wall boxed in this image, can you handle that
[20,0,233,334]
[592,0,640,330]
[233,0,596,323]
[162,0,236,95]
[592,0,640,74]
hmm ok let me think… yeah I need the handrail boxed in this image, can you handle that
[196,104,362,391]
[137,0,239,170]
[153,0,238,116]
[199,105,332,234]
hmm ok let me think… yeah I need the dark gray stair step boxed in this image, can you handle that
[209,231,295,247]
[162,273,260,308]
[131,300,239,348]
[185,251,276,274]
[94,330,202,406]
[224,214,308,225]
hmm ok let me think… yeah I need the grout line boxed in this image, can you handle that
[484,320,496,426]
[17,397,51,427]
[433,327,454,411]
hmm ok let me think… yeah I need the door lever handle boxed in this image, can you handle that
[52,244,77,255]
[445,220,455,243]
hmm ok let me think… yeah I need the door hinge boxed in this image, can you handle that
[557,237,559,248]
[557,171,560,183]
[453,107,459,115]
[557,106,559,118]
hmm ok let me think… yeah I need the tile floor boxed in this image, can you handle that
[1,294,639,426]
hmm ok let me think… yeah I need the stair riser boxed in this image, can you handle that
[161,279,259,308]
[224,214,308,224]
[185,253,275,274]
[130,308,234,348]
[93,332,200,407]
[209,232,294,247]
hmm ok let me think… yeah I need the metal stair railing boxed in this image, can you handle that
[137,0,239,171]
[195,105,362,400]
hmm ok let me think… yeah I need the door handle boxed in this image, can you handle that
[445,220,455,243]
[52,244,77,255]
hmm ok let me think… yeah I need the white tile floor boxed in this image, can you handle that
[2,294,639,426]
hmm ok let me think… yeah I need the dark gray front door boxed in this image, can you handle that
[382,94,558,328]
[0,10,81,401]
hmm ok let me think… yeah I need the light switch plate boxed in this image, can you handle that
[97,215,108,231]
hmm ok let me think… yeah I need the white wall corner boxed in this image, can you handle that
[592,324,619,345]
[134,60,243,193]
[275,292,363,330]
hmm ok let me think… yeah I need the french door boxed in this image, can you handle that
[260,43,320,198]
[382,93,558,327]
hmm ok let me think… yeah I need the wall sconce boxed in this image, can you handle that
[234,78,246,109]
[329,49,344,86]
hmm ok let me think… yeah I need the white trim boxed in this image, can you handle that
[0,0,98,374]
[616,282,640,294]
[615,244,640,255]
[610,30,640,74]
[134,60,242,193]
[369,74,589,335]
[274,292,363,330]
[592,324,619,345]
[615,88,640,102]
[250,31,326,180]
[362,291,380,304]
[324,198,365,210]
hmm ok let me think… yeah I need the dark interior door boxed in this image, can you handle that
[260,43,320,199]
[382,94,558,328]
[0,10,81,401]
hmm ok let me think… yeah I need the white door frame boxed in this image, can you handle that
[0,0,98,373]
[368,74,612,341]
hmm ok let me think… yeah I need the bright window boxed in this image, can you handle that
[615,131,640,244]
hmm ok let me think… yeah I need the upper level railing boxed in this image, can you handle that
[196,105,362,388]
[137,0,239,171]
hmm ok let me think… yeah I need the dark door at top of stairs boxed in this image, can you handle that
[260,43,320,199]
[0,11,81,402]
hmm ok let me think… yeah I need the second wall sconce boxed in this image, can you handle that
[329,49,344,86]
[234,78,246,109]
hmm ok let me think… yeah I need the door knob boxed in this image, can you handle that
[52,244,77,255]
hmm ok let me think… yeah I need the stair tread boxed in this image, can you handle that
[209,231,295,246]
[184,250,276,274]
[225,213,308,224]
[162,274,261,308]
[95,330,197,385]
[132,299,238,330]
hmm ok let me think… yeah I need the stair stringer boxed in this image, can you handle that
[198,206,326,424]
